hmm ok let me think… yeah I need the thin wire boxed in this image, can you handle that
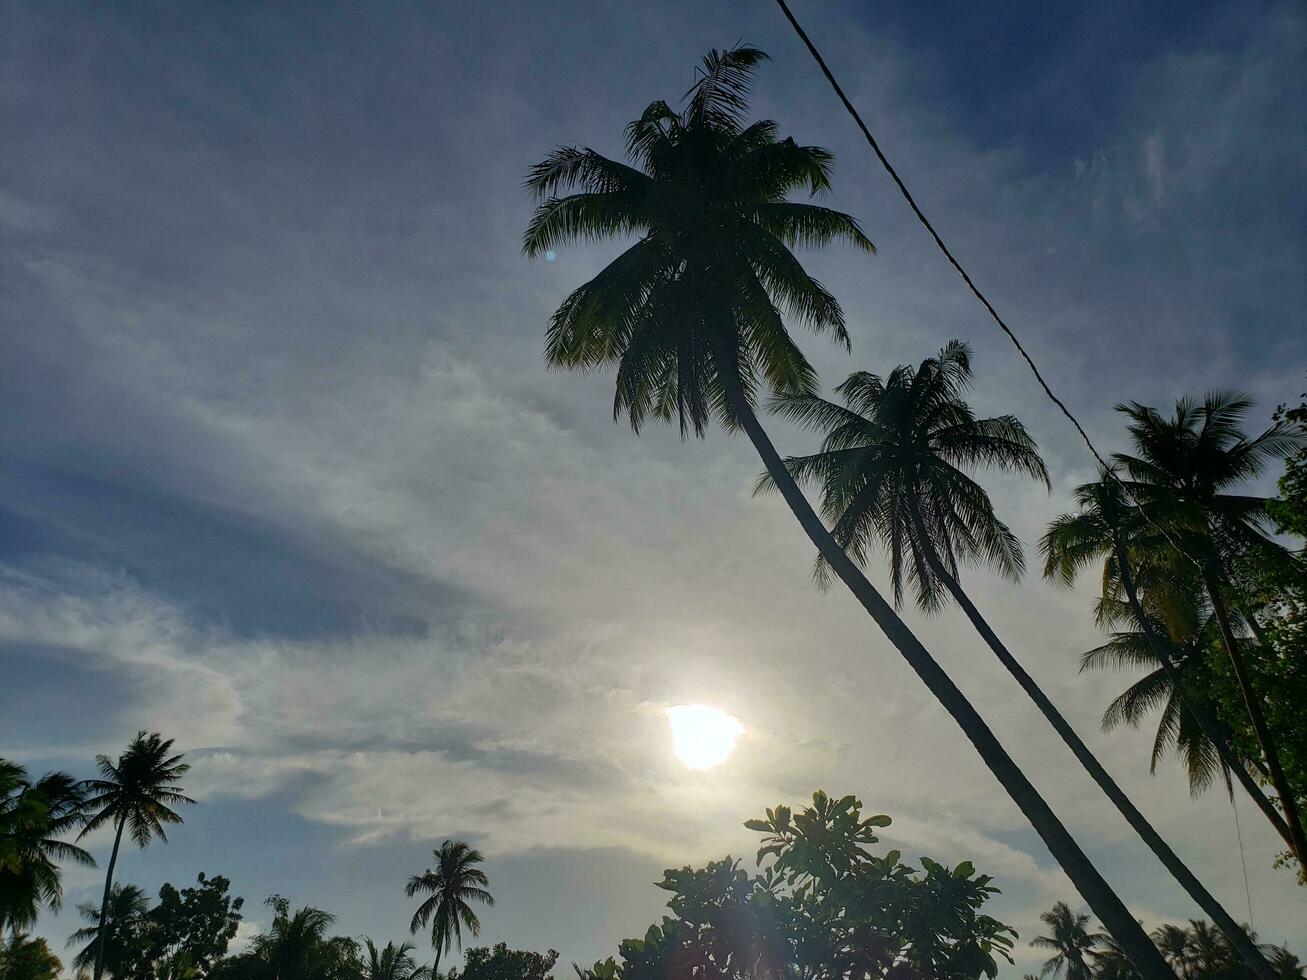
[1232,792,1256,928]
[770,0,1204,571]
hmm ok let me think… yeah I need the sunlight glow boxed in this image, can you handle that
[666,705,744,770]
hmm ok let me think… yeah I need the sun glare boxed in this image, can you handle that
[666,705,744,770]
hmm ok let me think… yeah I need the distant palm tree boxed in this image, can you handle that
[77,733,194,980]
[1090,930,1143,980]
[0,761,93,936]
[1114,393,1306,864]
[67,882,150,977]
[406,841,493,973]
[248,896,360,980]
[1042,471,1293,850]
[760,343,1267,976]
[1032,902,1097,980]
[363,939,432,980]
[523,46,1170,978]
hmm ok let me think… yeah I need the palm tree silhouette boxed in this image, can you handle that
[67,882,150,977]
[1042,471,1293,850]
[523,46,1171,978]
[1032,902,1097,980]
[759,344,1268,976]
[248,896,359,980]
[0,761,93,936]
[1084,589,1237,789]
[1114,393,1306,865]
[77,732,193,980]
[363,940,433,980]
[406,840,493,973]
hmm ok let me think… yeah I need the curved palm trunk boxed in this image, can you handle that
[1112,541,1291,847]
[901,502,1272,979]
[92,815,125,980]
[715,375,1173,978]
[1201,567,1307,866]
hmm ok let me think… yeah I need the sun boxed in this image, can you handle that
[666,705,744,770]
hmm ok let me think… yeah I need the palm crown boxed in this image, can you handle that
[0,763,93,932]
[69,883,150,974]
[1031,901,1096,980]
[79,732,193,848]
[364,940,431,980]
[406,840,494,969]
[1080,587,1230,793]
[523,45,873,436]
[761,340,1048,609]
[1113,392,1303,567]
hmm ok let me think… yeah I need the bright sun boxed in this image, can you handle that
[666,705,744,770]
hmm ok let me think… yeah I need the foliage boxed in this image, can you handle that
[1030,902,1095,980]
[0,761,93,934]
[79,732,194,850]
[406,841,494,971]
[209,896,360,980]
[0,933,63,980]
[149,873,245,975]
[577,791,1015,980]
[362,940,432,980]
[1267,382,1307,538]
[447,944,558,980]
[523,44,873,437]
[64,873,243,979]
[759,340,1047,604]
[68,883,152,977]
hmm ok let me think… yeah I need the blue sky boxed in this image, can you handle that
[2,1,1305,974]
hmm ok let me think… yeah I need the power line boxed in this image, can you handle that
[1232,793,1256,929]
[769,0,1206,571]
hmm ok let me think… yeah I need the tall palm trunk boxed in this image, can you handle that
[714,371,1174,979]
[1201,565,1307,865]
[901,502,1272,979]
[93,815,126,980]
[1112,541,1291,847]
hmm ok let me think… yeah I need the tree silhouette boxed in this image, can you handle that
[68,882,151,977]
[78,733,194,980]
[363,940,432,980]
[759,343,1266,974]
[1042,471,1294,850]
[0,761,92,936]
[1114,393,1306,865]
[1032,903,1096,980]
[523,46,1171,979]
[406,840,494,973]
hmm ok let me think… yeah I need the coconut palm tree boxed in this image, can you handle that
[77,733,194,980]
[363,940,432,980]
[1114,393,1306,865]
[67,883,150,978]
[1090,931,1143,980]
[1042,471,1293,850]
[1083,593,1235,791]
[1032,902,1097,980]
[245,896,360,980]
[406,840,493,973]
[523,45,1172,979]
[0,762,93,936]
[758,343,1268,976]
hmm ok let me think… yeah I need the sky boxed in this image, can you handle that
[2,0,1305,974]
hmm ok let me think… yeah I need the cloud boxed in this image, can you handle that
[2,0,1304,966]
